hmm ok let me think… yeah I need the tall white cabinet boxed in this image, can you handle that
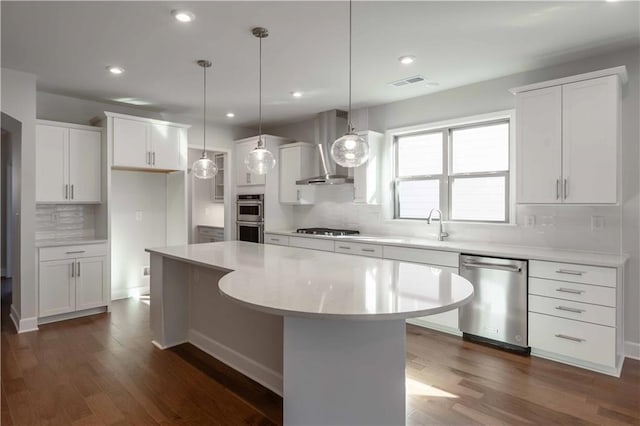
[512,67,626,204]
[279,142,316,205]
[36,120,102,203]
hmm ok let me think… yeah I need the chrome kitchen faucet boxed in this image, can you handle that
[426,209,449,241]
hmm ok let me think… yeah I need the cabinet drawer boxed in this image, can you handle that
[198,227,224,237]
[39,243,107,261]
[529,260,616,287]
[529,277,616,307]
[529,312,615,367]
[265,234,289,246]
[529,295,615,327]
[383,245,458,268]
[288,236,334,252]
[334,241,382,258]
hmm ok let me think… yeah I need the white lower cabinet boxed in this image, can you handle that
[264,233,289,246]
[38,244,108,319]
[288,236,335,252]
[528,260,621,375]
[334,241,382,258]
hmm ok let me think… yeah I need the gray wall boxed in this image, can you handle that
[1,68,37,326]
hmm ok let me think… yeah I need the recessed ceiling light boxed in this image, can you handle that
[112,97,151,106]
[107,66,125,75]
[226,112,235,118]
[291,91,303,98]
[399,55,416,65]
[172,9,195,23]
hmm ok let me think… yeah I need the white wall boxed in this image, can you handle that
[111,170,167,299]
[1,68,37,330]
[274,47,640,347]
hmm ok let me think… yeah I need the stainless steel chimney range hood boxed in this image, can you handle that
[296,110,354,185]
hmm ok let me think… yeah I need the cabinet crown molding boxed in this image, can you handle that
[103,111,191,129]
[509,65,628,94]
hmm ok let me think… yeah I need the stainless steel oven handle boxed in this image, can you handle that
[236,221,264,225]
[461,262,522,273]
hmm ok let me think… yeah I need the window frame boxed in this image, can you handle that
[391,110,515,224]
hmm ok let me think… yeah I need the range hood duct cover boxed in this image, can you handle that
[296,110,354,185]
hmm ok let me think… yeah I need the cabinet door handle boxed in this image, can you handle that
[152,152,156,166]
[555,334,585,343]
[65,184,69,200]
[71,184,74,200]
[77,261,80,277]
[246,173,251,184]
[556,287,584,295]
[361,248,376,253]
[270,238,280,242]
[564,178,568,199]
[556,179,560,200]
[556,269,584,276]
[555,306,585,314]
[71,262,75,278]
[297,190,301,201]
[146,152,150,165]
[338,246,351,250]
[65,250,86,254]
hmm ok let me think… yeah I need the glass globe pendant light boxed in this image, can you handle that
[192,59,218,179]
[244,27,276,175]
[330,0,369,168]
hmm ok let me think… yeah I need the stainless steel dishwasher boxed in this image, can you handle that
[459,254,530,354]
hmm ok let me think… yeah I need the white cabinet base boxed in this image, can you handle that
[407,310,462,337]
[38,306,108,325]
[531,348,624,378]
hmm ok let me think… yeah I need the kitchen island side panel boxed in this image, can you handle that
[188,264,284,383]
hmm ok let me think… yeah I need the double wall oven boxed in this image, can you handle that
[236,194,264,243]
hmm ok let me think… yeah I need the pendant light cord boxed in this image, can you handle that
[347,0,353,132]
[258,35,263,148]
[203,63,207,156]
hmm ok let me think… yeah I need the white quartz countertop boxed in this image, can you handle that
[146,241,474,320]
[36,239,108,248]
[267,230,628,267]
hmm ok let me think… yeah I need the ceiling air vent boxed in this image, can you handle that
[390,75,426,87]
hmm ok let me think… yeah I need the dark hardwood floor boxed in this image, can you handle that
[1,277,639,425]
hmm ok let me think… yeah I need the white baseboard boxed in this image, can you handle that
[531,348,623,377]
[10,305,38,333]
[189,329,283,396]
[406,318,462,337]
[624,341,640,360]
[111,285,150,301]
[38,306,107,325]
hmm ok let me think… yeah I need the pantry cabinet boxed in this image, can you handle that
[512,67,625,204]
[110,113,187,171]
[36,121,102,203]
[38,243,108,318]
[279,142,316,204]
[235,138,266,186]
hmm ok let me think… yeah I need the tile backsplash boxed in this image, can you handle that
[36,204,97,241]
[293,186,622,254]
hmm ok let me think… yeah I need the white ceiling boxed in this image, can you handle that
[2,1,638,127]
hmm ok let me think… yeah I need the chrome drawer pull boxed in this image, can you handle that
[361,248,375,253]
[65,250,86,254]
[338,246,351,250]
[556,288,585,295]
[556,269,584,276]
[555,334,585,343]
[271,238,280,242]
[555,306,585,314]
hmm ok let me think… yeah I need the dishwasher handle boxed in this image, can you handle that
[461,261,522,273]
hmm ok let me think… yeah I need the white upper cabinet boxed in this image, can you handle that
[512,67,624,205]
[515,87,562,204]
[279,142,316,205]
[353,131,384,204]
[36,121,102,203]
[562,76,619,204]
[109,113,187,171]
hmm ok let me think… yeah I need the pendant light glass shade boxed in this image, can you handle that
[244,27,276,175]
[330,0,369,168]
[192,59,218,179]
[331,131,369,168]
[193,153,217,179]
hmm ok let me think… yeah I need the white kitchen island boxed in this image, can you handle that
[146,241,473,426]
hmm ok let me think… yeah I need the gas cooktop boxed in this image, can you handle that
[296,228,360,236]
